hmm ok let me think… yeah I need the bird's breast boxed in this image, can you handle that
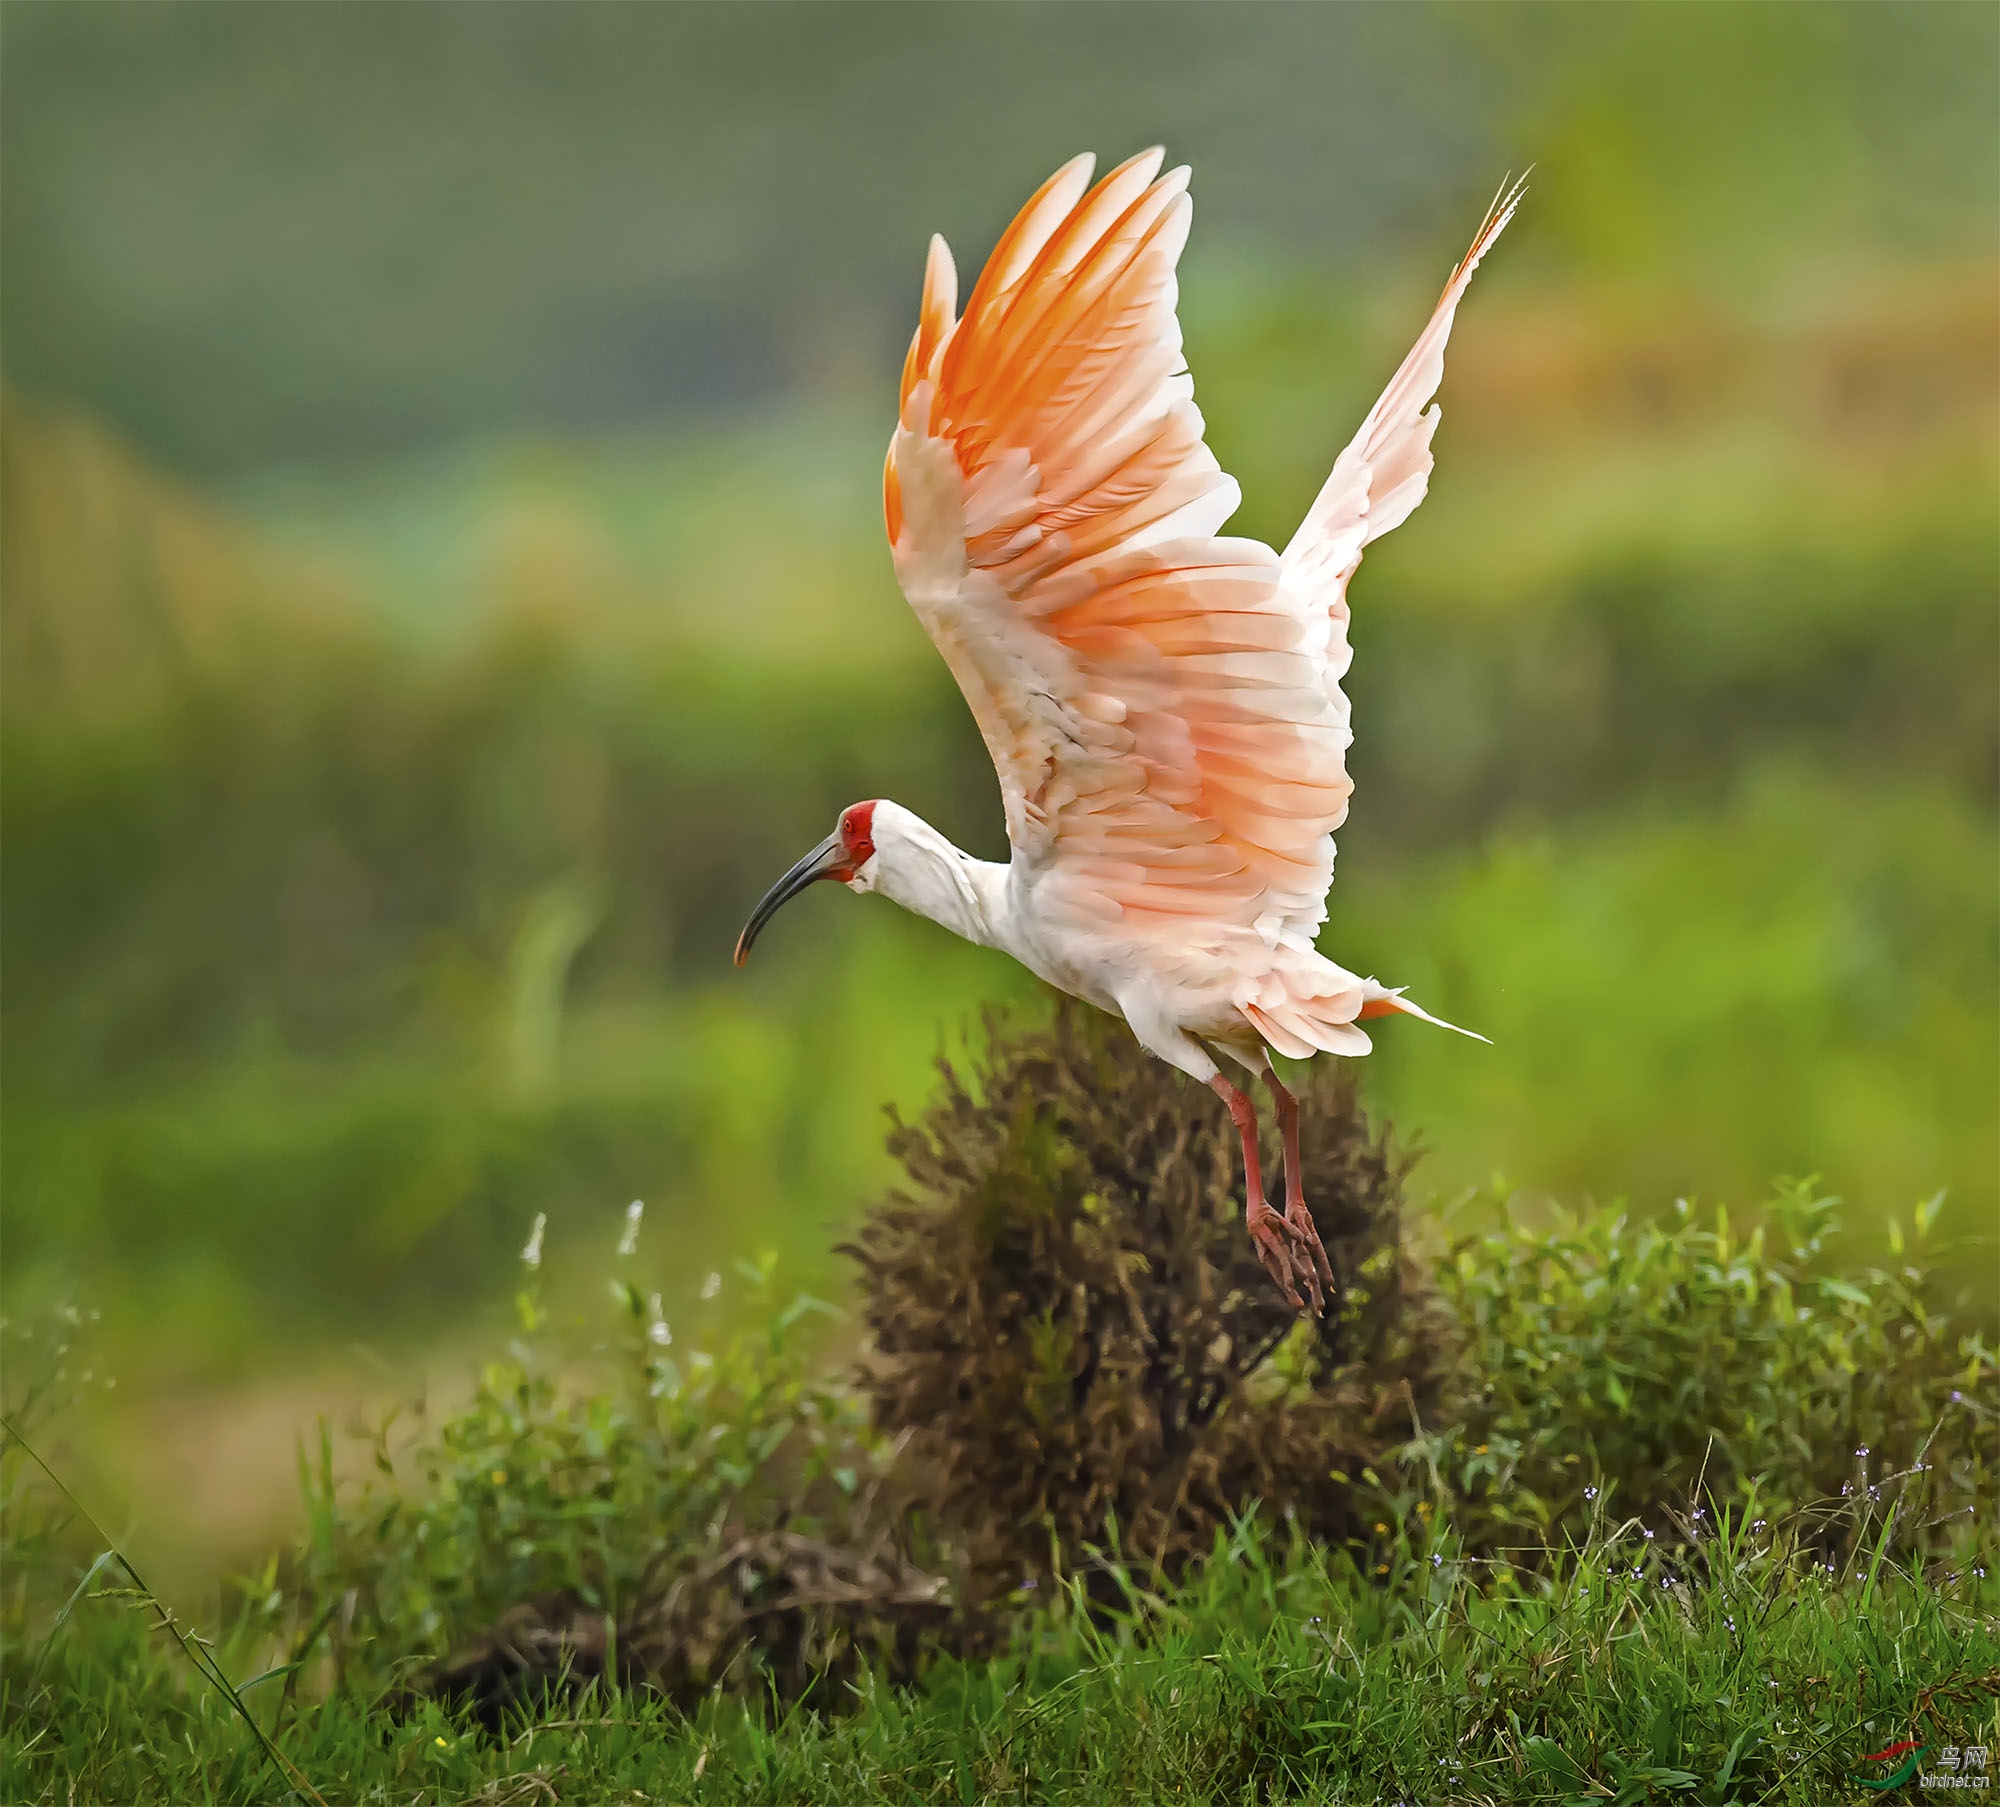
[1000,867,1262,1035]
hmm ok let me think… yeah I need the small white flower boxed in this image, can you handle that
[701,1271,722,1300]
[647,1293,672,1346]
[618,1200,645,1258]
[521,1212,547,1270]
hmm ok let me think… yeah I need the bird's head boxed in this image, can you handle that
[732,800,880,966]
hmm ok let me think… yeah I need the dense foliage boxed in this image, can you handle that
[1431,1185,1995,1551]
[21,1013,1972,1705]
[5,1007,1994,1799]
[280,1254,931,1715]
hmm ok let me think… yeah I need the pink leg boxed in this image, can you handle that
[1208,1073,1313,1314]
[1265,1069,1335,1300]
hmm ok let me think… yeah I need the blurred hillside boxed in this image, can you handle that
[7,259,1994,1366]
[6,4,1996,468]
[1,2,1995,1577]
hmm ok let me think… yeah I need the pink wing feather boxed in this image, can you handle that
[885,150,1349,941]
[884,154,1517,947]
[1281,176,1526,677]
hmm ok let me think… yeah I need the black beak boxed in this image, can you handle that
[733,833,846,967]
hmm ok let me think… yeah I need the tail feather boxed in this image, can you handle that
[1238,968,1488,1058]
[1356,987,1491,1043]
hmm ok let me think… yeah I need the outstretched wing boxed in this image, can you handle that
[884,149,1351,946]
[1281,177,1525,704]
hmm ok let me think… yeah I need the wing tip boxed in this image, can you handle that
[920,234,958,334]
[949,150,1100,334]
[1450,168,1529,291]
[1114,144,1169,185]
[1056,149,1100,188]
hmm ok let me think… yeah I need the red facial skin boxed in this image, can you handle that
[835,800,877,879]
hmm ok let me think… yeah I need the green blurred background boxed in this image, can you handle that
[4,2,1995,1579]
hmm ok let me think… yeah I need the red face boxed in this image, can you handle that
[836,800,878,876]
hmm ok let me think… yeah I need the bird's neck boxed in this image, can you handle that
[865,807,1008,952]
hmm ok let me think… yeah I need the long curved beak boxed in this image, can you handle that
[733,833,846,967]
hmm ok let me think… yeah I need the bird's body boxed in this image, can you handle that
[852,800,1384,1059]
[738,149,1520,1311]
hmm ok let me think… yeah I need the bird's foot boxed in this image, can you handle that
[1284,1196,1337,1304]
[1245,1198,1322,1317]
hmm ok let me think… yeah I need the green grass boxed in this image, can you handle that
[8,1514,1997,1805]
[7,1142,1994,1804]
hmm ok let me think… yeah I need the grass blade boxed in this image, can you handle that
[1,1412,331,1807]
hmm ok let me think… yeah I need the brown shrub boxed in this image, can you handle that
[841,998,1457,1609]
[421,1530,951,1726]
[622,1529,950,1706]
[419,999,1458,1717]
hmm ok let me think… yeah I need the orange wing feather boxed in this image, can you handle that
[885,151,1353,945]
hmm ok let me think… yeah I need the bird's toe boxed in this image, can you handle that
[1285,1201,1337,1296]
[1246,1207,1308,1314]
[1247,1204,1324,1316]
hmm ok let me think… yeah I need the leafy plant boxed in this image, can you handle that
[274,1224,938,1711]
[1414,1180,1996,1558]
[233,1004,1996,1731]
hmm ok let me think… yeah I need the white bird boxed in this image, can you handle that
[736,149,1520,1313]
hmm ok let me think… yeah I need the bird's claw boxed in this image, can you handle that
[1285,1198,1337,1301]
[1246,1201,1323,1318]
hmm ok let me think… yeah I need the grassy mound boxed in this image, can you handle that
[4,1006,1993,1800]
